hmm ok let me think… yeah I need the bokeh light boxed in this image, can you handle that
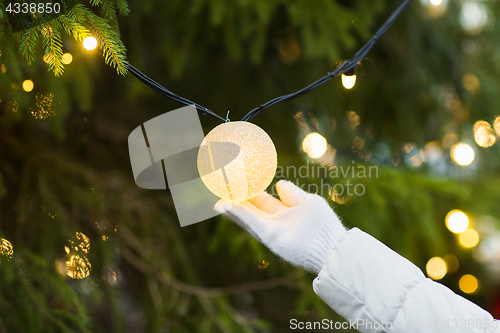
[426,257,447,280]
[459,228,480,248]
[341,74,356,89]
[494,116,500,137]
[459,274,479,294]
[460,2,489,35]
[462,74,480,94]
[421,0,448,17]
[473,120,496,148]
[66,255,91,279]
[302,133,328,158]
[445,209,469,234]
[475,233,500,263]
[22,79,34,92]
[62,53,73,65]
[443,254,459,273]
[0,238,13,260]
[83,36,98,50]
[69,232,91,254]
[442,133,459,148]
[451,143,474,166]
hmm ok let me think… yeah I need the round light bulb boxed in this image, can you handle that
[197,121,277,203]
[83,36,98,50]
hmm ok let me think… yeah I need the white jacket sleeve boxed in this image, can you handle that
[313,228,500,333]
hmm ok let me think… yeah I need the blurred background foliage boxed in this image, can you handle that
[1,0,500,331]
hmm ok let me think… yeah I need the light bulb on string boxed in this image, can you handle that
[22,79,34,92]
[197,121,277,203]
[83,36,98,50]
[341,67,357,89]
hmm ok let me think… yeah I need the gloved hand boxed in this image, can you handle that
[214,180,347,274]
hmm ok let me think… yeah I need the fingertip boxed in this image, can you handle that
[223,202,235,212]
[276,180,308,206]
[248,192,272,205]
[214,200,233,213]
[249,191,287,214]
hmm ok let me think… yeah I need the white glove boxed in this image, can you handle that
[214,180,347,274]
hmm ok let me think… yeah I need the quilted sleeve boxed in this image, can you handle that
[313,228,500,333]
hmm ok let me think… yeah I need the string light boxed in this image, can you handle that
[127,0,413,123]
[341,68,357,89]
[22,79,34,92]
[445,209,469,234]
[450,143,474,166]
[83,36,98,50]
[197,121,277,203]
[459,228,480,248]
[341,73,357,89]
[62,53,73,65]
[426,257,447,280]
[459,274,479,294]
[302,133,328,158]
[430,0,443,6]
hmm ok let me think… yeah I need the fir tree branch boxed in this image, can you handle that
[56,15,91,41]
[100,0,119,32]
[19,21,39,65]
[100,0,116,21]
[0,20,15,66]
[39,20,64,76]
[121,241,303,297]
[70,4,127,75]
[115,0,130,16]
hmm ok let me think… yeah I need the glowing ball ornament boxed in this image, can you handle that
[197,121,277,203]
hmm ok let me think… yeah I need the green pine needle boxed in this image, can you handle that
[19,21,39,65]
[115,0,130,16]
[40,20,65,76]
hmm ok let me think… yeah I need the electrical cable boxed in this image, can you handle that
[127,0,413,124]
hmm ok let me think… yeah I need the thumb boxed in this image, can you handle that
[276,180,310,207]
[214,200,274,243]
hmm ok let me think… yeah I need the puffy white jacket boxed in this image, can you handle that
[313,228,500,332]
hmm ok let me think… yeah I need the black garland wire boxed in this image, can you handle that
[127,0,413,123]
[127,64,226,122]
